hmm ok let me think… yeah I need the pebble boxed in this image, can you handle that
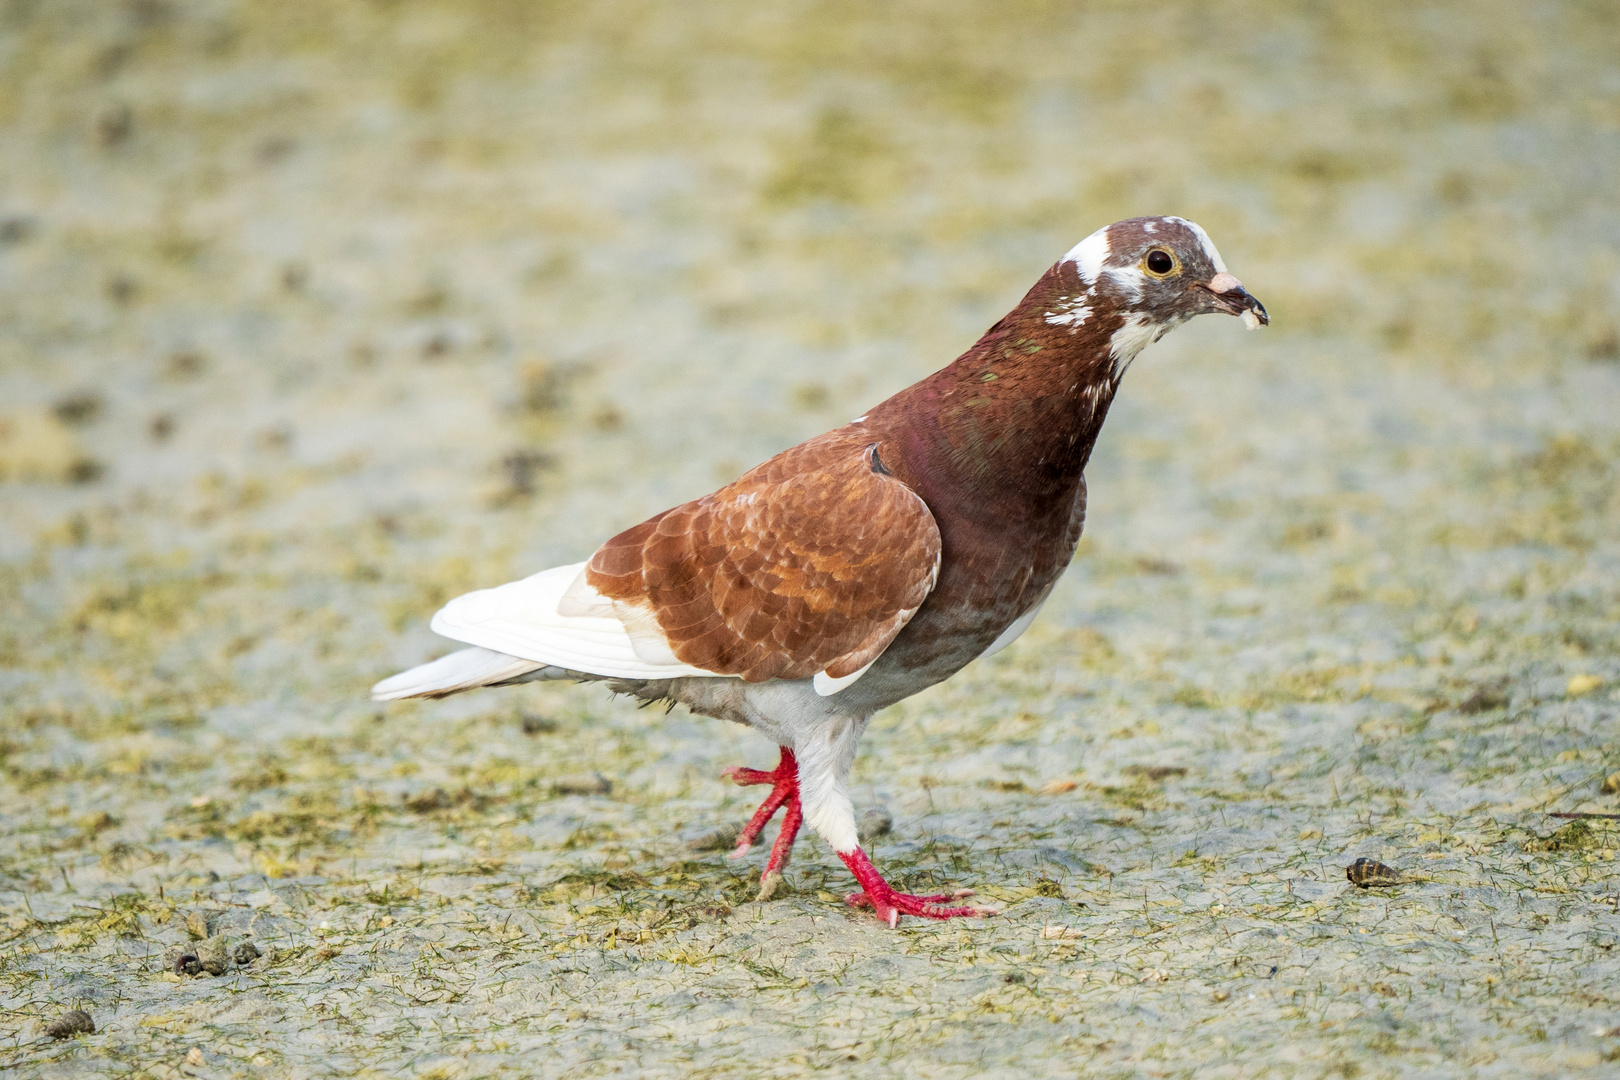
[184,911,211,940]
[195,934,232,975]
[44,1009,95,1040]
[1346,858,1403,888]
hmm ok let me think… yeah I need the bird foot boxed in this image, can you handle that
[838,847,998,927]
[719,748,803,896]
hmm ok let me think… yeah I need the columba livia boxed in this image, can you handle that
[373,216,1267,926]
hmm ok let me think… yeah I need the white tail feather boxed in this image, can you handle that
[428,562,731,681]
[371,646,545,701]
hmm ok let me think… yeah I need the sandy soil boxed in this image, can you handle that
[2,1,1618,1076]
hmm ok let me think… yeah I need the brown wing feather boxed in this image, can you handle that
[585,435,941,682]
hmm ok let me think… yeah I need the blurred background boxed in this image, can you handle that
[4,0,1616,721]
[2,1,1618,1072]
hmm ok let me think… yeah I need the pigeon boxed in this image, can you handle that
[373,216,1267,926]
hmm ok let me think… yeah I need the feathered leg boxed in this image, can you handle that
[793,715,997,927]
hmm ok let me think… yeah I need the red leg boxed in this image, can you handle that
[720,748,803,899]
[838,846,995,928]
[756,795,803,900]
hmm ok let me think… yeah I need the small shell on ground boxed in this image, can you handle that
[553,773,612,796]
[165,934,245,976]
[44,1010,95,1040]
[1346,857,1403,887]
[858,805,893,841]
[1122,764,1188,782]
[686,823,741,852]
[165,945,202,976]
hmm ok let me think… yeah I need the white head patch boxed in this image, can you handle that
[1062,226,1110,285]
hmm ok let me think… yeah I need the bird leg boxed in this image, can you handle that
[839,847,995,928]
[720,747,802,900]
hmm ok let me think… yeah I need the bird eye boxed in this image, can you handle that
[1145,249,1175,275]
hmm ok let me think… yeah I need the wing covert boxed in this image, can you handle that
[585,437,940,689]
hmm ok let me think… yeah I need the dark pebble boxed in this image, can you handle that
[520,714,557,735]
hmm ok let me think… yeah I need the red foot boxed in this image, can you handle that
[720,748,802,897]
[839,846,997,928]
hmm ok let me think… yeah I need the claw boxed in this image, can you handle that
[838,848,995,926]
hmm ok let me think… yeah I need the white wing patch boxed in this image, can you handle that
[813,660,875,697]
[431,562,735,681]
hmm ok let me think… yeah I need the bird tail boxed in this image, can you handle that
[370,646,580,701]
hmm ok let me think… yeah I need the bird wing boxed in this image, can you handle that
[581,435,941,694]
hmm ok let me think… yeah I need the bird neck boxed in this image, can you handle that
[874,261,1137,511]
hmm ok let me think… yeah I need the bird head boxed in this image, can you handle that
[1058,217,1268,362]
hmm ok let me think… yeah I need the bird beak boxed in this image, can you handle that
[1198,271,1269,329]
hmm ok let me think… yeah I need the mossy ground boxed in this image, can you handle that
[2,1,1618,1076]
